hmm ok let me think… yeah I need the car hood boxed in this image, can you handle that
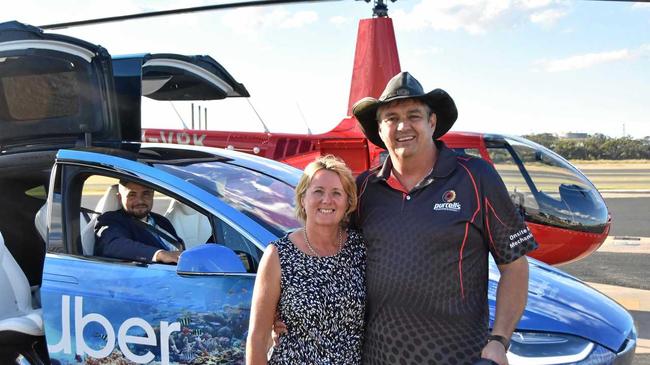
[489,257,634,352]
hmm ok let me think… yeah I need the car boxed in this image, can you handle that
[0,21,637,365]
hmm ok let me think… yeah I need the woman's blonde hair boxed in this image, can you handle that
[294,155,357,226]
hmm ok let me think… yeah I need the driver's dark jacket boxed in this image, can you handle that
[95,209,182,263]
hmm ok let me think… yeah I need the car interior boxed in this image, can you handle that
[0,231,46,364]
[75,174,261,271]
[0,151,54,288]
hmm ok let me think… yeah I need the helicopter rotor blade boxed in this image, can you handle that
[39,0,340,30]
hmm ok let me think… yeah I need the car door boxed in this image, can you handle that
[112,52,249,137]
[0,21,129,289]
[0,21,124,151]
[40,149,273,364]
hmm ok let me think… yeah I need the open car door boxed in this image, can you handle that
[111,52,249,142]
[0,21,123,153]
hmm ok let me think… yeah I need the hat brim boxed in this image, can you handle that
[352,89,458,149]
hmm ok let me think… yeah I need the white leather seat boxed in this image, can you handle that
[33,203,48,243]
[164,200,211,249]
[35,203,89,244]
[80,184,121,255]
[0,231,44,363]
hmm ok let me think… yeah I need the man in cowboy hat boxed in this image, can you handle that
[352,72,537,365]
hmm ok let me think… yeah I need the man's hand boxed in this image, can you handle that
[272,316,287,346]
[154,250,181,264]
[480,340,508,365]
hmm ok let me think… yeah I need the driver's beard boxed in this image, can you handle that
[128,209,150,220]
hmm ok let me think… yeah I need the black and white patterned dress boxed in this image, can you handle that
[269,229,366,365]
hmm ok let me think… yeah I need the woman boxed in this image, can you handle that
[246,155,365,364]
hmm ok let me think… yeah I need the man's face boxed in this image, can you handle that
[118,182,154,219]
[377,99,437,160]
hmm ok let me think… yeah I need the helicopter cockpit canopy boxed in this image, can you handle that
[484,134,609,234]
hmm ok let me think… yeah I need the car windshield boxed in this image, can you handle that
[154,160,301,236]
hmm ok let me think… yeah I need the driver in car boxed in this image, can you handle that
[95,179,184,263]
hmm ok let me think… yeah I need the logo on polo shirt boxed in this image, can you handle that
[434,190,461,212]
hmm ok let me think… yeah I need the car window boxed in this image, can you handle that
[1,55,81,121]
[215,218,261,272]
[79,175,210,260]
[78,174,261,271]
[155,160,300,236]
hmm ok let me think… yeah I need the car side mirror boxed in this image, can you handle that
[177,244,246,274]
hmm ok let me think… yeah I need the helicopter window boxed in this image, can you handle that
[452,148,481,158]
[488,138,608,233]
[486,146,538,212]
[508,141,592,199]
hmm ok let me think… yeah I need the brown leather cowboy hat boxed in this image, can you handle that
[352,71,458,149]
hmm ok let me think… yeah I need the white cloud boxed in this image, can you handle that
[536,44,650,72]
[632,2,650,9]
[535,49,631,72]
[530,8,567,25]
[329,16,348,26]
[518,0,553,9]
[279,10,318,28]
[220,7,318,36]
[393,0,569,35]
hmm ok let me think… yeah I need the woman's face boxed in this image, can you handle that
[301,169,348,228]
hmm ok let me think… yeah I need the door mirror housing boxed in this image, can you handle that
[177,244,246,274]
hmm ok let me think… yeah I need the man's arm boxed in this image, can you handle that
[95,213,160,262]
[481,255,529,365]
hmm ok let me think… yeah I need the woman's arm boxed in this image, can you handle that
[246,244,281,365]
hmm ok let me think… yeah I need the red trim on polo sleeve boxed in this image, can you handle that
[484,198,503,262]
[457,161,482,299]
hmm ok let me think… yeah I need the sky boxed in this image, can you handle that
[3,0,650,138]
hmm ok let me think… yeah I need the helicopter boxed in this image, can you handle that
[139,0,611,266]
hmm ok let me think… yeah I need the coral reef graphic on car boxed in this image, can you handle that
[42,271,254,365]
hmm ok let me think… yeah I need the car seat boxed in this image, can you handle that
[0,231,45,364]
[34,203,90,245]
[33,203,50,244]
[164,199,212,249]
[79,184,121,255]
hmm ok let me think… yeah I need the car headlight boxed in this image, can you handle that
[507,332,616,365]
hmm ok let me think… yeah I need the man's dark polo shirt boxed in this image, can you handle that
[353,142,537,365]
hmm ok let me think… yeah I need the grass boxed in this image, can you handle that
[494,161,650,191]
[571,160,650,170]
